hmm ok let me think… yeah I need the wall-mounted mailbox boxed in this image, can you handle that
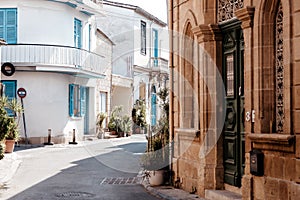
[250,149,264,176]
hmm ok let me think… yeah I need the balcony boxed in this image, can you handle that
[1,44,107,78]
[48,0,103,16]
[150,57,169,74]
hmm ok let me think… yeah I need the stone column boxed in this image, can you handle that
[235,6,255,200]
[191,24,224,195]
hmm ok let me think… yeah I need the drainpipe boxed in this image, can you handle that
[168,0,174,185]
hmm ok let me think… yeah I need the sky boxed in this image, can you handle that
[108,0,168,23]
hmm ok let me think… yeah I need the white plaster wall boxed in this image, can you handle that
[96,4,135,77]
[111,86,132,116]
[0,0,96,51]
[2,71,97,140]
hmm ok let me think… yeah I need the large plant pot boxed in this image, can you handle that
[5,140,15,153]
[149,170,164,186]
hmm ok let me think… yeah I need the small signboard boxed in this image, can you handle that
[1,62,15,76]
[17,88,27,99]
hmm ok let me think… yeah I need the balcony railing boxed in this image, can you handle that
[1,44,106,77]
[150,57,169,74]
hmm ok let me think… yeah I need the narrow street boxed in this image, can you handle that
[0,135,159,200]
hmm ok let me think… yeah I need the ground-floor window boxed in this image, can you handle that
[69,84,86,117]
[1,80,17,116]
[99,92,107,127]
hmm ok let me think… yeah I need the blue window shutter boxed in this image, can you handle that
[0,10,4,40]
[153,29,158,66]
[151,93,157,126]
[1,80,16,116]
[74,18,82,48]
[69,84,74,116]
[5,9,17,44]
[80,86,86,117]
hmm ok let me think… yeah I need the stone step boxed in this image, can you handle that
[205,190,242,200]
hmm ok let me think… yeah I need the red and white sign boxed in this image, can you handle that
[17,88,27,99]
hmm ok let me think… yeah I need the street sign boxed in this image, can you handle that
[1,62,15,76]
[17,87,27,99]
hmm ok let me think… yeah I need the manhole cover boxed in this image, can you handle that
[55,191,95,198]
[100,177,141,185]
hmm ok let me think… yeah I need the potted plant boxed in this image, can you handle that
[4,117,19,153]
[140,137,169,186]
[108,106,123,135]
[121,115,132,137]
[132,99,147,134]
[140,88,170,186]
[96,112,107,139]
[0,97,22,153]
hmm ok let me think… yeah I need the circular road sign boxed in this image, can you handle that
[1,62,15,76]
[17,88,27,99]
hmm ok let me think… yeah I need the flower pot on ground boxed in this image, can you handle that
[5,139,15,153]
[96,112,107,139]
[0,97,22,154]
[4,116,19,153]
[140,144,169,186]
[148,170,165,186]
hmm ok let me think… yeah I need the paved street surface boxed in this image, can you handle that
[0,135,160,200]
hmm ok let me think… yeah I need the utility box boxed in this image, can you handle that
[250,149,264,176]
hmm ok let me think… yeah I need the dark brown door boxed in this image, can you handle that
[221,21,245,187]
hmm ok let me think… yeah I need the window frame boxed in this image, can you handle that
[69,84,86,117]
[141,20,146,55]
[0,8,17,44]
[1,80,17,116]
[74,18,82,48]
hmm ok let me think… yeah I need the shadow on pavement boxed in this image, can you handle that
[4,143,158,200]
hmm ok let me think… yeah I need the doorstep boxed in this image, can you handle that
[205,189,242,200]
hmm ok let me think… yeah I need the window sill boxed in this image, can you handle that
[174,128,201,142]
[69,116,83,120]
[248,133,295,153]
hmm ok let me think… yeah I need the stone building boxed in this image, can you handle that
[168,0,300,199]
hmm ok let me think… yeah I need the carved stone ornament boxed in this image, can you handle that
[218,0,244,22]
[275,2,284,133]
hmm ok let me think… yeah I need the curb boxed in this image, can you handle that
[139,170,187,200]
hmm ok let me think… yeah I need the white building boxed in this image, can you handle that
[97,0,169,128]
[0,0,112,144]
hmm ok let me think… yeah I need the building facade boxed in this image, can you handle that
[0,0,111,144]
[168,0,300,199]
[97,0,169,128]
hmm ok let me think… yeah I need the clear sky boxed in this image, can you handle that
[109,0,168,23]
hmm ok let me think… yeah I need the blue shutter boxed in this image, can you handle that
[80,86,86,116]
[6,9,17,44]
[151,93,157,126]
[74,18,82,48]
[153,29,158,66]
[1,80,16,116]
[0,10,4,40]
[69,84,74,116]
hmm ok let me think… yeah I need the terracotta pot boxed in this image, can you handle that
[149,170,164,186]
[5,140,15,153]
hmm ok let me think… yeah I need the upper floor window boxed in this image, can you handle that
[141,20,146,55]
[74,18,82,48]
[0,8,17,44]
[153,29,158,66]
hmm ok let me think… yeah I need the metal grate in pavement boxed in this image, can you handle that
[99,177,142,185]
